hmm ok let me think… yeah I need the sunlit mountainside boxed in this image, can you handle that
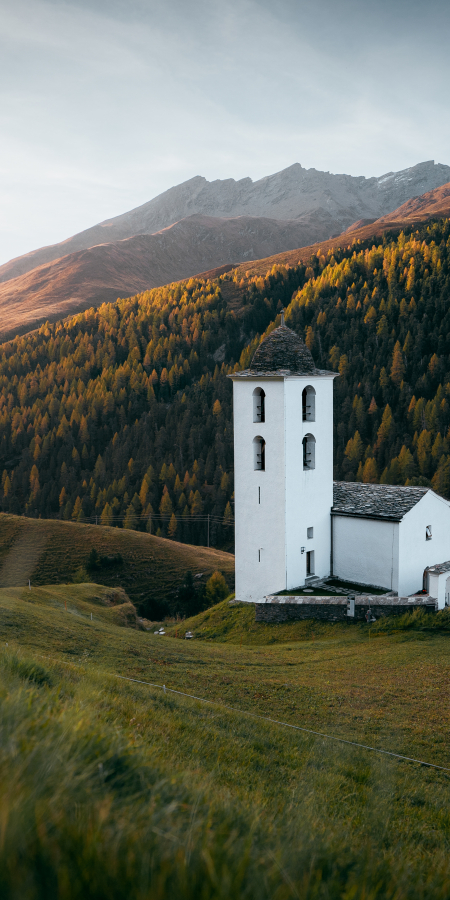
[1,214,450,554]
[1,161,450,341]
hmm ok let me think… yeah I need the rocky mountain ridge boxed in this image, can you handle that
[2,160,449,284]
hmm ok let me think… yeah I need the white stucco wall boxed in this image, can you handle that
[232,371,336,602]
[426,572,450,609]
[285,376,335,588]
[332,515,399,591]
[399,491,450,600]
[232,376,286,602]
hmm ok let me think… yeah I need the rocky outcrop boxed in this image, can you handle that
[2,160,449,284]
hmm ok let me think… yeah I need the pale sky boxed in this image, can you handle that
[1,0,449,265]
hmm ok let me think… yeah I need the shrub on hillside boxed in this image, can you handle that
[205,570,229,606]
[176,571,204,618]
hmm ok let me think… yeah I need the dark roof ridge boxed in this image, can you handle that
[334,480,429,493]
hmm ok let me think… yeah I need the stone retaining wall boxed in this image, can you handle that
[254,595,436,624]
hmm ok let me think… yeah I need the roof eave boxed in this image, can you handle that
[331,510,403,523]
[229,368,339,380]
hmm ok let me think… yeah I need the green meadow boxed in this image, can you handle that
[1,584,450,899]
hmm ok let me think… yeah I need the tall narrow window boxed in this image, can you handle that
[253,388,265,423]
[426,525,432,541]
[302,434,315,470]
[302,386,316,422]
[253,436,266,471]
[258,486,261,504]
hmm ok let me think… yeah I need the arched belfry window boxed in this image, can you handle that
[253,436,265,471]
[303,434,315,470]
[302,386,315,422]
[253,387,265,423]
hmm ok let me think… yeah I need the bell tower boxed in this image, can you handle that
[229,317,338,603]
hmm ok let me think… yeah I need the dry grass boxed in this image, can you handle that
[0,513,234,614]
[2,584,450,897]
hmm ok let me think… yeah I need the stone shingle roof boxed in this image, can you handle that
[332,481,429,521]
[249,325,316,375]
[426,560,450,575]
[230,323,337,379]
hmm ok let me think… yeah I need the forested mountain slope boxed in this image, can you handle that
[232,182,450,279]
[1,217,450,549]
[0,267,300,548]
[0,160,450,339]
[0,214,332,342]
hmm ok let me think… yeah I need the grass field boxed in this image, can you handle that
[0,513,234,616]
[1,583,450,898]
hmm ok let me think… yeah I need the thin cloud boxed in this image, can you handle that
[0,0,449,263]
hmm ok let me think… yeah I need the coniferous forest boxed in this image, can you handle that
[1,217,450,549]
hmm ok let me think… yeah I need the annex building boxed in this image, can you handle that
[230,318,450,610]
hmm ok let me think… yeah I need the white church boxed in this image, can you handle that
[230,317,450,610]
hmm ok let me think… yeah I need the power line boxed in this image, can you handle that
[24,651,450,776]
[27,512,234,527]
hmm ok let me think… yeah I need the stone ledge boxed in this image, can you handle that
[261,594,436,607]
[254,595,437,624]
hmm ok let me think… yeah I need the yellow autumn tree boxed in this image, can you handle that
[223,501,233,526]
[167,513,178,539]
[159,485,173,518]
[376,405,393,448]
[345,431,363,463]
[390,341,405,385]
[205,571,228,606]
[72,496,84,521]
[305,326,314,351]
[417,430,432,476]
[362,458,378,483]
[101,503,113,526]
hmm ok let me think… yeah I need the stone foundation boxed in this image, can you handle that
[254,594,437,624]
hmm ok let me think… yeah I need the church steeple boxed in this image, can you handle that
[229,324,338,602]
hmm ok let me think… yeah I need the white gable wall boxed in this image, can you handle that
[332,515,399,591]
[398,491,450,601]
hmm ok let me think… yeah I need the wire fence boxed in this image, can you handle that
[26,650,450,776]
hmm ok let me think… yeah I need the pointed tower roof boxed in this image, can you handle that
[249,323,316,376]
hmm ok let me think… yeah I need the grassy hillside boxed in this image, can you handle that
[164,597,348,643]
[1,216,450,552]
[0,513,234,618]
[0,582,143,636]
[165,597,450,643]
[1,583,450,897]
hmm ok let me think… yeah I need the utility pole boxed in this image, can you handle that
[207,514,210,548]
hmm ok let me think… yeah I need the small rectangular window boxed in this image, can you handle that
[307,527,314,539]
[258,549,261,562]
[426,525,432,541]
[258,486,260,505]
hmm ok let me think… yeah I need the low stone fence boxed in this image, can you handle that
[254,594,437,624]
